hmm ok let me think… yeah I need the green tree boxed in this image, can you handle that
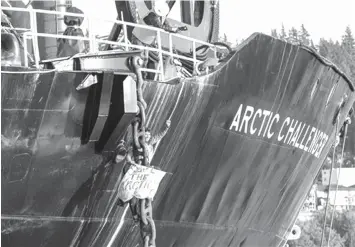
[341,211,355,247]
[299,24,310,46]
[314,209,355,247]
[223,33,228,43]
[310,40,316,49]
[341,26,355,53]
[318,38,355,80]
[288,27,299,44]
[271,29,278,38]
[219,33,227,43]
[280,24,287,40]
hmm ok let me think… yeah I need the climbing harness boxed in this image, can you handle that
[129,52,156,247]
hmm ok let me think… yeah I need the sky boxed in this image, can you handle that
[71,0,355,44]
[219,0,355,43]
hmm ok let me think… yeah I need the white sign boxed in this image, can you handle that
[117,164,167,202]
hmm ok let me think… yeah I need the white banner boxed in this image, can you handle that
[117,164,167,202]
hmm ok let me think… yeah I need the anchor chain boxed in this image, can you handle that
[130,53,157,247]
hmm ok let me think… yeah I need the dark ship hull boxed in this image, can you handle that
[2,33,355,247]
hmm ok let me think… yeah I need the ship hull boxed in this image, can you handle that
[2,33,355,247]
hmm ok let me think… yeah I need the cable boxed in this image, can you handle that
[152,80,185,151]
[212,42,233,53]
[167,80,185,121]
[326,118,350,247]
[301,45,354,91]
[320,118,339,247]
[1,68,57,74]
[1,51,85,74]
[147,40,233,75]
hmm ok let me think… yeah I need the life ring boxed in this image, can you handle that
[288,225,301,240]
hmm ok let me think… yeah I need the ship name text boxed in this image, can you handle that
[229,104,329,158]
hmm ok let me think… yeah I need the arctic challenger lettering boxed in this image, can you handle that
[229,104,329,158]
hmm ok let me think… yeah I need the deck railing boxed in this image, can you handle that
[1,6,218,80]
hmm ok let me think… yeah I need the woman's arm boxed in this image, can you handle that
[150,120,171,145]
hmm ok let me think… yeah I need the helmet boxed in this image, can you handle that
[153,0,169,17]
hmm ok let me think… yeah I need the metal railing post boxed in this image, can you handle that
[87,19,96,52]
[156,30,164,81]
[123,24,128,51]
[192,40,196,75]
[121,11,128,51]
[30,9,40,68]
[169,33,173,55]
[23,33,29,67]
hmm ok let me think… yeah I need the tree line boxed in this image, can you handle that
[270,24,355,81]
[220,25,355,81]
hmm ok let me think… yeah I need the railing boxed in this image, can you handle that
[1,6,218,80]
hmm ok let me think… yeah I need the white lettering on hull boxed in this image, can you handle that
[229,104,329,158]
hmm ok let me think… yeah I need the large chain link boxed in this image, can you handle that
[130,52,157,247]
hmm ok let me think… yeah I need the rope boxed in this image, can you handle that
[1,51,89,74]
[147,41,233,75]
[25,0,33,8]
[326,117,350,247]
[300,45,354,91]
[152,80,185,154]
[167,80,185,121]
[320,117,339,247]
[1,69,57,74]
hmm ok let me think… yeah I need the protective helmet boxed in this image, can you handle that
[153,0,169,17]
